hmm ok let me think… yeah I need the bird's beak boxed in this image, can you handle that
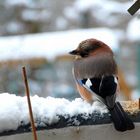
[69,50,79,55]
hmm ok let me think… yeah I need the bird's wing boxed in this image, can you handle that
[76,75,118,108]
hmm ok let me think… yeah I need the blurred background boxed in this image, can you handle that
[0,0,139,100]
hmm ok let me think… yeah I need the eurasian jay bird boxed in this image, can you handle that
[69,38,134,132]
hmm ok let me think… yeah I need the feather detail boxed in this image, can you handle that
[73,53,117,79]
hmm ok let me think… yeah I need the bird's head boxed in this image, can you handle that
[69,38,113,58]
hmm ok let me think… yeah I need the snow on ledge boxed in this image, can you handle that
[0,93,108,133]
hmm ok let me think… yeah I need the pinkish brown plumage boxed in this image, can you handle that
[69,38,134,132]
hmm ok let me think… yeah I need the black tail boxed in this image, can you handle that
[109,102,135,132]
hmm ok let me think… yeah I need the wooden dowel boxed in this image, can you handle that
[139,98,140,110]
[22,66,38,140]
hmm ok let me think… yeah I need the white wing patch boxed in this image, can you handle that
[114,76,118,84]
[85,79,92,87]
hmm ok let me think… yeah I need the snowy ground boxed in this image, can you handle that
[0,28,119,61]
[0,93,108,133]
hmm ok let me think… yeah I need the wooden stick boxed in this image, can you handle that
[139,98,140,110]
[22,66,38,140]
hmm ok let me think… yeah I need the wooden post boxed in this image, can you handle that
[139,98,140,110]
[136,44,140,109]
[22,66,38,140]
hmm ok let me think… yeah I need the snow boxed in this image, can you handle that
[22,9,51,21]
[127,17,140,41]
[0,93,108,133]
[0,28,119,61]
[74,0,132,14]
[56,17,68,29]
[64,7,79,20]
[6,22,24,34]
[68,0,132,26]
[5,0,31,6]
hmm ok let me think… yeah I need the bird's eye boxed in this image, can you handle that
[80,51,88,57]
